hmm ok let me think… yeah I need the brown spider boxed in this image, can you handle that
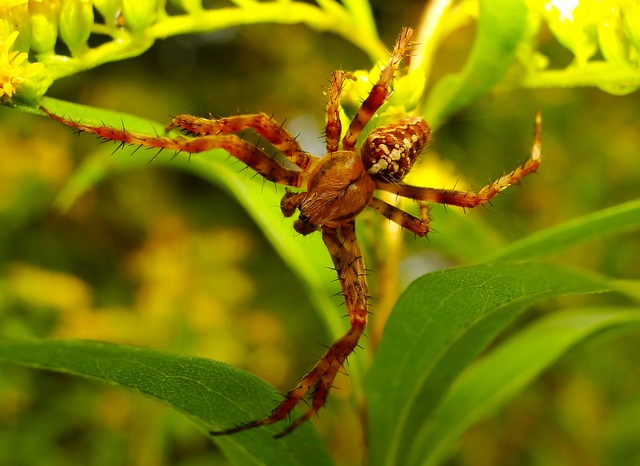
[41,27,541,437]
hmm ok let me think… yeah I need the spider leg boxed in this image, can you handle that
[210,220,368,437]
[342,27,414,150]
[376,158,540,208]
[368,197,430,236]
[325,70,345,153]
[377,112,542,208]
[41,107,305,187]
[166,113,313,170]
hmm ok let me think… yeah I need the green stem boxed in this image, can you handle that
[523,62,640,91]
[37,3,387,87]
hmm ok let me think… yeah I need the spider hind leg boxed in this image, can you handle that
[210,220,368,437]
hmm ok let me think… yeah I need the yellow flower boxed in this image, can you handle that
[0,30,45,101]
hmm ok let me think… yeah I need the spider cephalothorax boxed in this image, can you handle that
[281,114,430,236]
[41,27,541,437]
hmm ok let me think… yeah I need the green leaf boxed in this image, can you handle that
[484,198,640,261]
[422,0,529,125]
[409,308,640,466]
[342,0,377,38]
[367,261,610,466]
[0,337,334,466]
[58,0,94,56]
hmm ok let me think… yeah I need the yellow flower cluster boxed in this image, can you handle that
[0,30,43,101]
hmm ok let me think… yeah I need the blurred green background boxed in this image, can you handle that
[1,1,640,465]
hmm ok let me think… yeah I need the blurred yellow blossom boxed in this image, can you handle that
[0,30,44,101]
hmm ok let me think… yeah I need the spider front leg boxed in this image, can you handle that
[40,107,305,187]
[378,112,542,208]
[211,219,368,437]
[166,113,313,170]
[342,27,414,150]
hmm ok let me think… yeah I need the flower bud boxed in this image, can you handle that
[121,0,157,33]
[59,0,93,56]
[29,0,61,54]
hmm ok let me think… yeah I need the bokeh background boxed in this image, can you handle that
[1,1,639,465]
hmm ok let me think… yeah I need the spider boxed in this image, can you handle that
[41,27,541,437]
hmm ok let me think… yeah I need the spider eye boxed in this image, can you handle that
[362,116,430,182]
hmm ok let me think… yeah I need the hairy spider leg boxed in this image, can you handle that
[325,70,345,153]
[210,220,367,438]
[376,112,542,208]
[342,27,415,150]
[165,113,313,170]
[368,197,430,237]
[40,107,305,187]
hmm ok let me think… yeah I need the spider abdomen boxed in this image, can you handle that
[362,116,430,182]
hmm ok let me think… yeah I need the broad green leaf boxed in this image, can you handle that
[484,198,640,261]
[367,261,610,466]
[0,337,334,466]
[422,0,529,125]
[412,308,640,466]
